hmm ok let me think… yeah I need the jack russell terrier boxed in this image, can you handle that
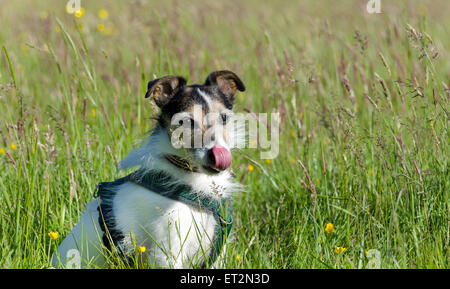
[52,70,246,268]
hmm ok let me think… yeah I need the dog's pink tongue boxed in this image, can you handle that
[212,145,232,170]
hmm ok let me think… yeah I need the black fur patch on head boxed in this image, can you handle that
[157,85,227,127]
[149,71,245,128]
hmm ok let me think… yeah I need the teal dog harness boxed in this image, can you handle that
[95,170,233,267]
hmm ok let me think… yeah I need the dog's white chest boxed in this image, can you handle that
[113,182,218,268]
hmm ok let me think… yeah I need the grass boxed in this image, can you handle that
[0,0,448,269]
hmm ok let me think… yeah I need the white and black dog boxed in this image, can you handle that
[52,70,246,268]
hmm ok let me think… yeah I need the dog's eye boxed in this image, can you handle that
[221,114,228,125]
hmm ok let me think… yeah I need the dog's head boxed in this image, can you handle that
[145,70,245,175]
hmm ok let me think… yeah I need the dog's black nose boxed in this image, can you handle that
[206,149,216,167]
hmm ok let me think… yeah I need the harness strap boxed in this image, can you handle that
[96,170,233,267]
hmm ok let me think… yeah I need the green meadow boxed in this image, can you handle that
[0,0,448,268]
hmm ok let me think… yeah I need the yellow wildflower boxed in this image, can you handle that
[97,24,105,32]
[48,232,59,240]
[248,164,254,172]
[290,130,295,138]
[10,143,17,151]
[0,148,5,155]
[265,159,272,164]
[74,7,85,18]
[91,109,97,118]
[40,11,49,20]
[98,9,109,20]
[325,223,335,233]
[55,25,61,33]
[334,246,346,254]
[236,254,241,261]
[102,24,114,36]
[138,246,146,253]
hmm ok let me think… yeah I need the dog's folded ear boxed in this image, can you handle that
[145,75,187,107]
[204,70,245,102]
